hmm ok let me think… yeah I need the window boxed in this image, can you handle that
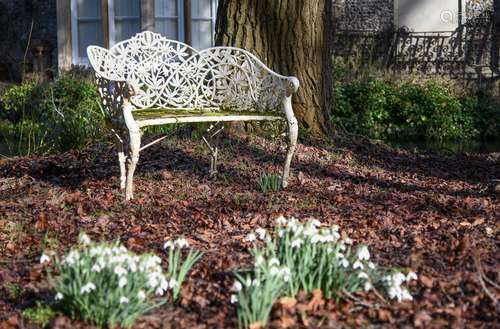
[69,0,218,65]
[71,0,103,65]
[191,0,217,49]
[109,0,141,45]
[155,0,184,40]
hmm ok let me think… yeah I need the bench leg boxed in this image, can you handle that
[125,130,141,201]
[202,122,224,178]
[117,142,127,190]
[282,96,298,188]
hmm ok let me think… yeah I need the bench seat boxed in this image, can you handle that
[133,108,283,127]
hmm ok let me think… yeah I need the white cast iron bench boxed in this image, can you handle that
[87,31,299,200]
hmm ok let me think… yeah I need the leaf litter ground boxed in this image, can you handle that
[0,132,498,328]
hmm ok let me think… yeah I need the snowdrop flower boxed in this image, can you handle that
[276,216,287,225]
[400,289,413,301]
[278,229,285,238]
[119,277,127,288]
[175,238,189,248]
[353,260,364,270]
[368,262,376,269]
[168,278,178,288]
[393,272,406,286]
[356,245,370,261]
[114,266,127,277]
[40,254,50,264]
[406,272,418,282]
[55,292,63,301]
[364,281,373,292]
[245,233,256,242]
[232,281,243,292]
[309,219,322,227]
[291,238,303,248]
[119,296,129,304]
[255,255,265,267]
[91,264,102,273]
[358,272,369,280]
[269,258,280,266]
[163,240,175,249]
[255,228,267,240]
[230,294,238,304]
[252,279,261,287]
[270,266,281,276]
[81,282,96,294]
[311,234,322,244]
[303,225,318,237]
[280,267,292,282]
[343,237,353,245]
[340,258,349,268]
[138,290,146,301]
[79,233,91,245]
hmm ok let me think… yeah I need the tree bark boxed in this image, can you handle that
[215,0,333,135]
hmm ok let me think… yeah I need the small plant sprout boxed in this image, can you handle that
[40,233,203,328]
[257,173,282,193]
[163,237,204,301]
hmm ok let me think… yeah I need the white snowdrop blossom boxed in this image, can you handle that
[343,237,353,245]
[168,278,178,288]
[81,282,96,294]
[119,296,129,304]
[291,238,303,248]
[356,245,370,261]
[232,281,243,292]
[255,255,265,267]
[230,294,238,304]
[368,262,376,269]
[269,258,280,267]
[79,233,91,245]
[276,216,287,225]
[91,264,102,273]
[119,277,128,288]
[40,254,50,264]
[309,219,322,227]
[255,228,267,240]
[55,292,63,300]
[353,260,364,270]
[340,258,349,268]
[406,272,418,282]
[114,266,127,277]
[137,290,146,301]
[245,233,256,242]
[163,240,175,249]
[175,238,189,249]
[358,272,369,280]
[364,281,373,292]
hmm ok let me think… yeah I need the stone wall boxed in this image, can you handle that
[333,0,394,32]
[0,0,57,81]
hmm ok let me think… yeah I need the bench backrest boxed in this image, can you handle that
[88,31,294,112]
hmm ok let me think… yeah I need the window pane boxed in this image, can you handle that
[398,0,459,31]
[77,0,101,18]
[192,0,212,18]
[115,19,141,42]
[156,18,178,39]
[115,0,141,17]
[192,20,212,49]
[155,0,177,17]
[114,0,141,42]
[78,20,103,58]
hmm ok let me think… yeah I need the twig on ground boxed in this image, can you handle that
[473,251,499,308]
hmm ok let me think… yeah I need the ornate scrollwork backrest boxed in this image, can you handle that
[88,31,297,113]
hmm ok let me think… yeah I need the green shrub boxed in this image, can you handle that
[0,74,104,156]
[332,76,489,142]
[40,233,203,328]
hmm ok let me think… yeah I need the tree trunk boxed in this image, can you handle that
[215,0,333,135]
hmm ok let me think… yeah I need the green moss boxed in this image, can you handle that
[133,107,281,120]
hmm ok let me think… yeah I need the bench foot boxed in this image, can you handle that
[125,130,141,201]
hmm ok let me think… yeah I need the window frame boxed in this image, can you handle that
[70,0,104,65]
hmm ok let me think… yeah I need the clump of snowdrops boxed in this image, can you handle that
[231,217,417,328]
[40,233,202,328]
